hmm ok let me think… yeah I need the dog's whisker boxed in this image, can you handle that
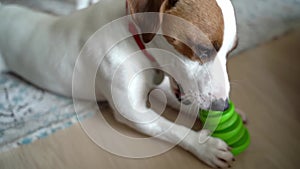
[230,79,243,84]
[229,81,242,89]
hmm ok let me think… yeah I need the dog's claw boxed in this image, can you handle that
[188,131,234,169]
[235,108,247,124]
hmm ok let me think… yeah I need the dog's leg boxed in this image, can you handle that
[76,0,90,9]
[76,0,99,9]
[0,51,7,73]
[91,0,99,4]
[155,76,181,110]
[106,79,234,168]
[0,4,5,73]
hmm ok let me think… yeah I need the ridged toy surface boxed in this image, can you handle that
[199,101,250,156]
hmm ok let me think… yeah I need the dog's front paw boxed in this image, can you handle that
[187,130,234,168]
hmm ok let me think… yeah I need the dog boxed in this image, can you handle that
[0,0,241,168]
[76,0,99,9]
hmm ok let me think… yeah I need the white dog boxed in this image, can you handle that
[0,0,240,168]
[76,0,99,9]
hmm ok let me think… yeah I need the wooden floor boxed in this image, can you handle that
[1,30,300,169]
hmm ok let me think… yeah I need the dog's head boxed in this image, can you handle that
[127,0,238,111]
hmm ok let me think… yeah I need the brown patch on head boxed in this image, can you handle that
[127,0,166,43]
[162,0,224,63]
[127,0,224,63]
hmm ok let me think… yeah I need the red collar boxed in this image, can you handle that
[126,1,164,84]
[126,1,158,63]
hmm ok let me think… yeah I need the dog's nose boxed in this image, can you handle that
[194,45,216,62]
[210,99,229,111]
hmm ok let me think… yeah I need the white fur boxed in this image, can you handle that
[76,0,99,9]
[215,0,237,96]
[0,0,237,168]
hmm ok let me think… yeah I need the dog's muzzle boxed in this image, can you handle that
[174,85,229,110]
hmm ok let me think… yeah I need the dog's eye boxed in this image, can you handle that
[199,50,209,59]
[169,0,178,7]
[195,45,216,63]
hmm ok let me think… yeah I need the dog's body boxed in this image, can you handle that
[0,0,239,168]
[76,0,99,9]
[0,0,126,98]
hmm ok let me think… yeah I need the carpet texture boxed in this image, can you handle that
[0,74,96,152]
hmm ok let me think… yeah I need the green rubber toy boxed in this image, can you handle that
[199,101,250,156]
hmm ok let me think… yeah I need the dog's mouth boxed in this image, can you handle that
[173,83,192,105]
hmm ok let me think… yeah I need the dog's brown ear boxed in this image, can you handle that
[127,0,168,43]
